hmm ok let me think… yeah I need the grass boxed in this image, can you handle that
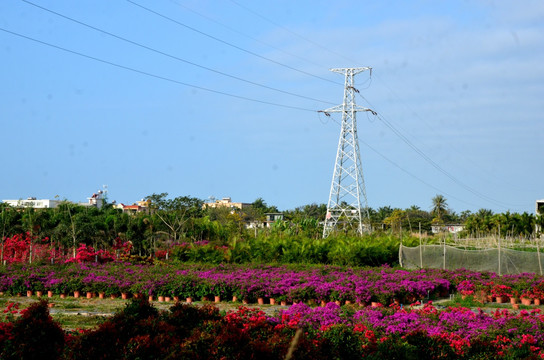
[0,293,282,331]
[440,294,535,311]
[53,313,109,330]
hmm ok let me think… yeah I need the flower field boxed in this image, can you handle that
[3,262,544,358]
[2,297,544,359]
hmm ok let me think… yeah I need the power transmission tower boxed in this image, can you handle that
[322,67,374,238]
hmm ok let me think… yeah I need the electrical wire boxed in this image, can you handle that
[368,72,523,192]
[222,1,522,210]
[0,27,316,113]
[325,113,479,208]
[126,0,343,86]
[22,0,336,106]
[169,0,327,70]
[227,0,355,65]
[354,92,518,209]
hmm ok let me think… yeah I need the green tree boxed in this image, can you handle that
[431,194,449,223]
[145,193,204,242]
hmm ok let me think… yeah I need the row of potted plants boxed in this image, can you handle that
[1,262,544,305]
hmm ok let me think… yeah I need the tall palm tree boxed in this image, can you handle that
[431,195,449,221]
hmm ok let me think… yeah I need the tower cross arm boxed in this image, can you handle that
[330,67,372,75]
[322,104,376,115]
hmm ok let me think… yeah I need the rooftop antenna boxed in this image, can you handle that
[322,67,374,237]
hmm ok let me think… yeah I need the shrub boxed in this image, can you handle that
[1,300,64,360]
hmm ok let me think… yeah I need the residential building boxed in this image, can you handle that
[113,199,150,214]
[202,197,252,210]
[265,213,284,227]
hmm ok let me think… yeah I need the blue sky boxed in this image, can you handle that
[1,0,543,214]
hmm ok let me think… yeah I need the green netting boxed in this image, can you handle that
[400,244,544,275]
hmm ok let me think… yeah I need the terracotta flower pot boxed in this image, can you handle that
[214,296,221,303]
[232,296,238,302]
[186,297,192,303]
[60,294,66,299]
[148,295,154,302]
[242,299,249,305]
[99,292,105,299]
[535,298,541,306]
[521,297,532,306]
[27,290,33,297]
[36,291,43,297]
[257,297,264,305]
[269,298,276,305]
[173,296,180,302]
[165,296,171,302]
[73,291,80,298]
[371,302,380,308]
[280,301,287,306]
[48,303,55,308]
[158,296,165,302]
[86,292,93,299]
[121,293,129,300]
[510,297,518,305]
[345,300,352,305]
[512,303,520,310]
[47,291,53,298]
[320,300,327,307]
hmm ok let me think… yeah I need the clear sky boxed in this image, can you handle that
[1,0,543,215]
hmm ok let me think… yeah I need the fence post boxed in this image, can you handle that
[537,239,543,276]
[443,236,446,270]
[498,236,501,276]
[419,222,423,269]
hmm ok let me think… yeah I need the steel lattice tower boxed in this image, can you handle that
[322,67,373,238]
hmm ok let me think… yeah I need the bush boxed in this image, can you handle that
[1,300,64,360]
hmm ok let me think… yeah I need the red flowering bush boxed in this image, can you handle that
[0,300,64,360]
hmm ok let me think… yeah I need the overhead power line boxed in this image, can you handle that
[227,0,355,65]
[125,0,343,86]
[0,27,316,113]
[355,92,517,209]
[169,0,327,70]
[22,0,335,106]
[324,113,479,208]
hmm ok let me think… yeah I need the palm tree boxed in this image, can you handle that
[431,195,449,221]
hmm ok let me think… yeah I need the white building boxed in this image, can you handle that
[2,198,61,209]
[80,190,105,209]
[431,224,465,234]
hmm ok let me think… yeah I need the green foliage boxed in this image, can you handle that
[2,194,541,266]
[168,233,417,267]
[321,324,363,360]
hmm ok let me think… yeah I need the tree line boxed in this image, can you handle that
[1,193,542,259]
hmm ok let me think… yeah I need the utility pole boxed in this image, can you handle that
[322,67,374,238]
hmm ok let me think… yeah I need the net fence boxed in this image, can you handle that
[399,241,544,275]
